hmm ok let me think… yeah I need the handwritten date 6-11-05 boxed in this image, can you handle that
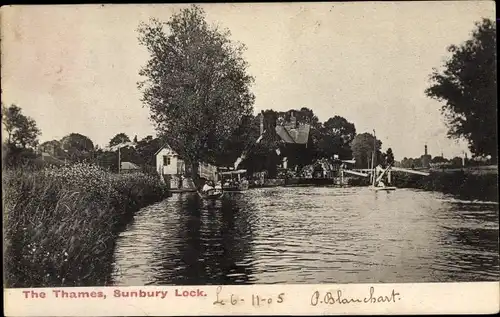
[213,286,285,307]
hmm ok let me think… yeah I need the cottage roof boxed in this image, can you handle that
[275,124,311,144]
[154,143,176,156]
[121,161,140,170]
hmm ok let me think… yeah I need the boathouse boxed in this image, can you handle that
[155,144,217,188]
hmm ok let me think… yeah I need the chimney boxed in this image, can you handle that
[425,145,428,156]
[260,111,264,135]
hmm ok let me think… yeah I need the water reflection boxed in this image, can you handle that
[112,187,499,285]
[112,193,256,285]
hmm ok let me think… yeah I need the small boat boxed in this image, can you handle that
[223,182,249,192]
[197,190,224,200]
[219,169,249,192]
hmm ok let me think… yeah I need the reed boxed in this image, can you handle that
[3,163,168,287]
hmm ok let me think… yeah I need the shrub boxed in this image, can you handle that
[3,163,167,287]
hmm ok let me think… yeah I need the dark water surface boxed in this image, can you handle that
[111,187,499,285]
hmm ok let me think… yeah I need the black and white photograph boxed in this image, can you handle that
[2,2,498,311]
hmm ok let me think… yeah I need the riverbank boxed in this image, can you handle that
[393,169,498,202]
[3,163,169,287]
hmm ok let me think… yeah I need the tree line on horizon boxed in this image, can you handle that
[0,102,394,174]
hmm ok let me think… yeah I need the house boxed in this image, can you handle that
[155,144,218,189]
[120,161,140,173]
[269,112,312,169]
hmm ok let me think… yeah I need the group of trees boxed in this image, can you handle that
[1,102,162,172]
[398,155,465,169]
[2,104,41,167]
[38,133,162,172]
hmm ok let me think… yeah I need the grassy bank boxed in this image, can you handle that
[392,170,498,202]
[3,163,168,288]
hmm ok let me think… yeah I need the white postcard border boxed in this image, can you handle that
[4,282,500,316]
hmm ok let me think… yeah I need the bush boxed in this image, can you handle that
[3,163,167,287]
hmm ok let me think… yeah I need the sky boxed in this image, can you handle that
[1,2,495,159]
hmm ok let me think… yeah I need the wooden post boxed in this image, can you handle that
[118,146,121,174]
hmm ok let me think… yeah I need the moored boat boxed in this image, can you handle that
[197,190,224,200]
[219,169,249,192]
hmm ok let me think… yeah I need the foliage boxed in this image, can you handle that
[399,157,422,169]
[60,133,95,162]
[2,143,40,169]
[39,140,67,158]
[385,148,395,165]
[2,104,41,149]
[135,135,162,167]
[425,18,497,161]
[3,163,167,287]
[214,114,260,167]
[351,132,382,168]
[137,5,255,177]
[431,156,448,164]
[109,133,131,147]
[320,116,356,160]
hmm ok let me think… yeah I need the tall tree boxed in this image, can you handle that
[135,135,162,167]
[2,104,41,149]
[351,132,382,169]
[138,5,254,180]
[109,133,131,147]
[385,148,395,165]
[320,116,356,160]
[60,133,95,162]
[425,18,497,161]
[214,114,260,167]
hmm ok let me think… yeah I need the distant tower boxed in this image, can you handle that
[421,144,431,168]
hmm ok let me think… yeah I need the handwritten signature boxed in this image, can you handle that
[311,287,401,306]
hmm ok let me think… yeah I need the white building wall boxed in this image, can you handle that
[156,146,179,175]
[156,145,217,181]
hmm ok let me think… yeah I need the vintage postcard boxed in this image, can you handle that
[2,2,498,316]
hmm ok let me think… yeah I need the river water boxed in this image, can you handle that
[111,187,498,285]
